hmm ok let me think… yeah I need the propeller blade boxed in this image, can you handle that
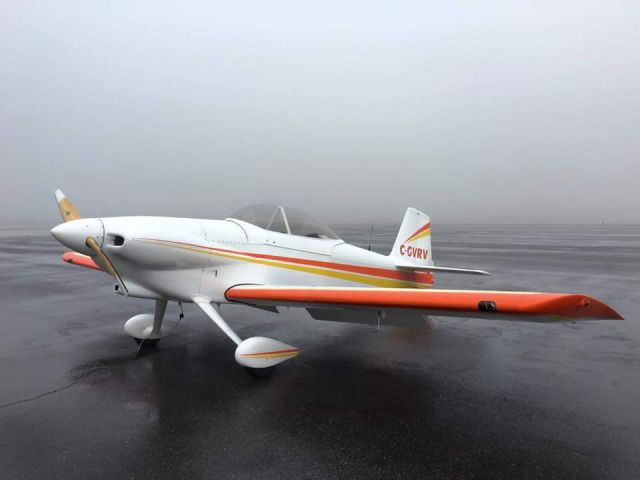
[54,189,81,222]
[86,236,128,296]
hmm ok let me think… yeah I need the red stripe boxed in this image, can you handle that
[141,239,433,285]
[404,223,431,243]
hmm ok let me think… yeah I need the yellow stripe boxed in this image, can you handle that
[407,229,431,243]
[141,240,431,289]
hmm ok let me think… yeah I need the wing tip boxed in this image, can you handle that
[62,252,102,271]
[551,294,624,320]
[582,296,624,320]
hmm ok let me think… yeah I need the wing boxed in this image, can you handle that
[225,285,623,321]
[61,252,103,271]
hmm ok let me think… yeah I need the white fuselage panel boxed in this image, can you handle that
[92,216,430,302]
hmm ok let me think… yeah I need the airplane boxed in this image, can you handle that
[50,189,623,375]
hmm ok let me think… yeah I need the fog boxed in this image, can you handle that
[2,1,639,225]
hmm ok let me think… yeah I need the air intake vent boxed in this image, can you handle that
[113,235,125,246]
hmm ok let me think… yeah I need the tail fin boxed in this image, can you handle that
[390,208,433,266]
[54,189,81,222]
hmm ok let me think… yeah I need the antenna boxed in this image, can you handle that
[367,221,375,251]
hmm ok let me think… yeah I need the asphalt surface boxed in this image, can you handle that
[1,223,639,479]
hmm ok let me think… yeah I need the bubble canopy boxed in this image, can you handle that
[229,204,339,239]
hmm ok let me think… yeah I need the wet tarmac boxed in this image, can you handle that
[1,224,639,479]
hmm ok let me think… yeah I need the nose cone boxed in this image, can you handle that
[51,218,104,254]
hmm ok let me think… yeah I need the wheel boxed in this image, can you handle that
[245,366,276,378]
[134,338,160,347]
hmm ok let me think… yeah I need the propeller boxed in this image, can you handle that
[86,236,129,296]
[53,189,129,296]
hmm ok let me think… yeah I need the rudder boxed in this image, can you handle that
[390,208,433,266]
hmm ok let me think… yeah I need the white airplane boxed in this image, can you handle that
[50,189,622,375]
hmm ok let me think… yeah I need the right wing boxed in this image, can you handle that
[225,285,623,321]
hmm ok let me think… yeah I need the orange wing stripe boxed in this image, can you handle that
[226,287,623,320]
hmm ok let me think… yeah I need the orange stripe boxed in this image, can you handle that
[404,223,431,243]
[142,239,426,288]
[140,239,433,286]
[240,352,299,359]
[240,348,299,359]
[243,348,299,356]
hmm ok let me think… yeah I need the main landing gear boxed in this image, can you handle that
[123,296,298,376]
[192,294,299,376]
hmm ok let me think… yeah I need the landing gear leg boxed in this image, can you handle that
[151,298,167,339]
[192,295,299,375]
[128,298,167,347]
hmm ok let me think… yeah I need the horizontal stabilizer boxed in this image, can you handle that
[396,263,492,276]
[390,207,490,275]
[225,285,623,321]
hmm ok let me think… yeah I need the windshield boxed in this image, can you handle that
[229,204,339,239]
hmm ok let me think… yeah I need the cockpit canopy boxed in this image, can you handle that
[229,204,339,239]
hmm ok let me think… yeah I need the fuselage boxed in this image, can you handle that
[52,216,434,302]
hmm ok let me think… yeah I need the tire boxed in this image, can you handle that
[134,338,160,347]
[245,366,275,378]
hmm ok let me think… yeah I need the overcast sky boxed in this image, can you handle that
[2,1,639,225]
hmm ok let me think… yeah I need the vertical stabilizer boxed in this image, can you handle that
[389,208,432,266]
